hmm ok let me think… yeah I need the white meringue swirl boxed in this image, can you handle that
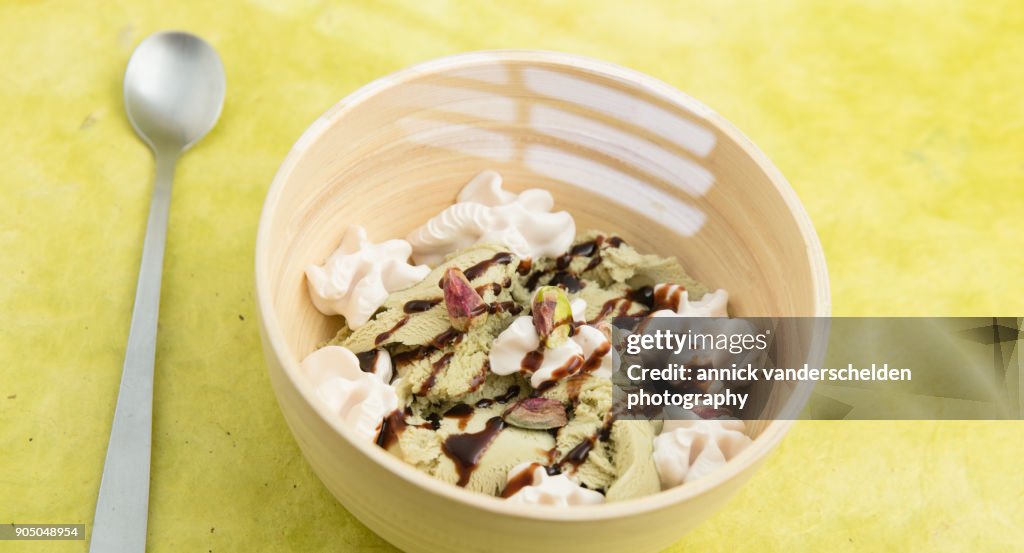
[504,463,604,506]
[407,170,575,266]
[300,345,399,442]
[306,225,430,329]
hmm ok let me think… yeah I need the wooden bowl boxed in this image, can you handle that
[255,51,829,553]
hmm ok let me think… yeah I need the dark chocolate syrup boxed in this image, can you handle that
[548,271,584,293]
[536,356,584,391]
[487,301,523,315]
[391,328,464,367]
[424,412,442,431]
[442,416,506,487]
[524,270,546,290]
[443,403,475,430]
[516,258,533,275]
[520,236,625,296]
[391,346,430,366]
[552,418,616,469]
[431,327,463,349]
[566,376,586,405]
[570,238,601,258]
[563,437,595,466]
[653,284,684,311]
[581,340,611,374]
[495,385,521,404]
[555,237,603,270]
[628,286,655,308]
[355,350,378,373]
[419,352,454,395]
[593,296,645,322]
[466,362,489,393]
[475,282,503,297]
[500,462,542,498]
[464,252,515,281]
[521,350,544,374]
[374,316,409,345]
[403,298,442,313]
[375,409,408,449]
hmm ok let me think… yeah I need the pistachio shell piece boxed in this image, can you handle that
[531,285,573,348]
[503,397,568,430]
[442,267,487,332]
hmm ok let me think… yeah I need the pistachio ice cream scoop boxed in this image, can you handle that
[300,171,749,503]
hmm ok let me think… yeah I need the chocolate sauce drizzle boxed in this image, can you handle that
[521,235,625,293]
[419,352,454,395]
[465,362,490,393]
[498,416,617,497]
[378,237,635,487]
[554,237,602,270]
[471,384,520,410]
[375,409,408,450]
[442,416,506,487]
[653,284,684,311]
[486,301,523,315]
[464,252,515,281]
[500,462,542,498]
[547,271,584,293]
[374,316,409,345]
[592,286,657,323]
[391,328,464,366]
[442,403,475,430]
[580,340,611,374]
[431,327,463,349]
[403,298,441,313]
[539,356,584,391]
[424,412,442,431]
[475,282,503,297]
[520,350,544,374]
[555,418,616,470]
[629,286,655,308]
[355,350,379,373]
[562,437,595,466]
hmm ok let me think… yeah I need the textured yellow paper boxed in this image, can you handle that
[1,1,1021,552]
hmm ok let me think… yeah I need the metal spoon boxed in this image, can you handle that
[91,31,225,552]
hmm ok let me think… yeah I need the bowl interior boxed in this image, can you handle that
[258,53,828,467]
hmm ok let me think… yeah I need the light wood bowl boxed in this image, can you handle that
[255,51,829,553]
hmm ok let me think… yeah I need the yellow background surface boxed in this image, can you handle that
[2,1,1022,551]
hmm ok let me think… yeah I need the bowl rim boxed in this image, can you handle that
[255,49,831,522]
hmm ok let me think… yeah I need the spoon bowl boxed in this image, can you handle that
[124,31,225,152]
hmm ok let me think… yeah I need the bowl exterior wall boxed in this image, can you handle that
[256,51,829,553]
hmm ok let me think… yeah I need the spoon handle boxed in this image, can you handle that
[90,151,177,552]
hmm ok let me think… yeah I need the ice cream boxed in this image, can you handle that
[300,171,753,503]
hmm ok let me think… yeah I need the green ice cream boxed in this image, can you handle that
[332,232,704,500]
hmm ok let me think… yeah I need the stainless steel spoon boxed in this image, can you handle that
[91,31,225,552]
